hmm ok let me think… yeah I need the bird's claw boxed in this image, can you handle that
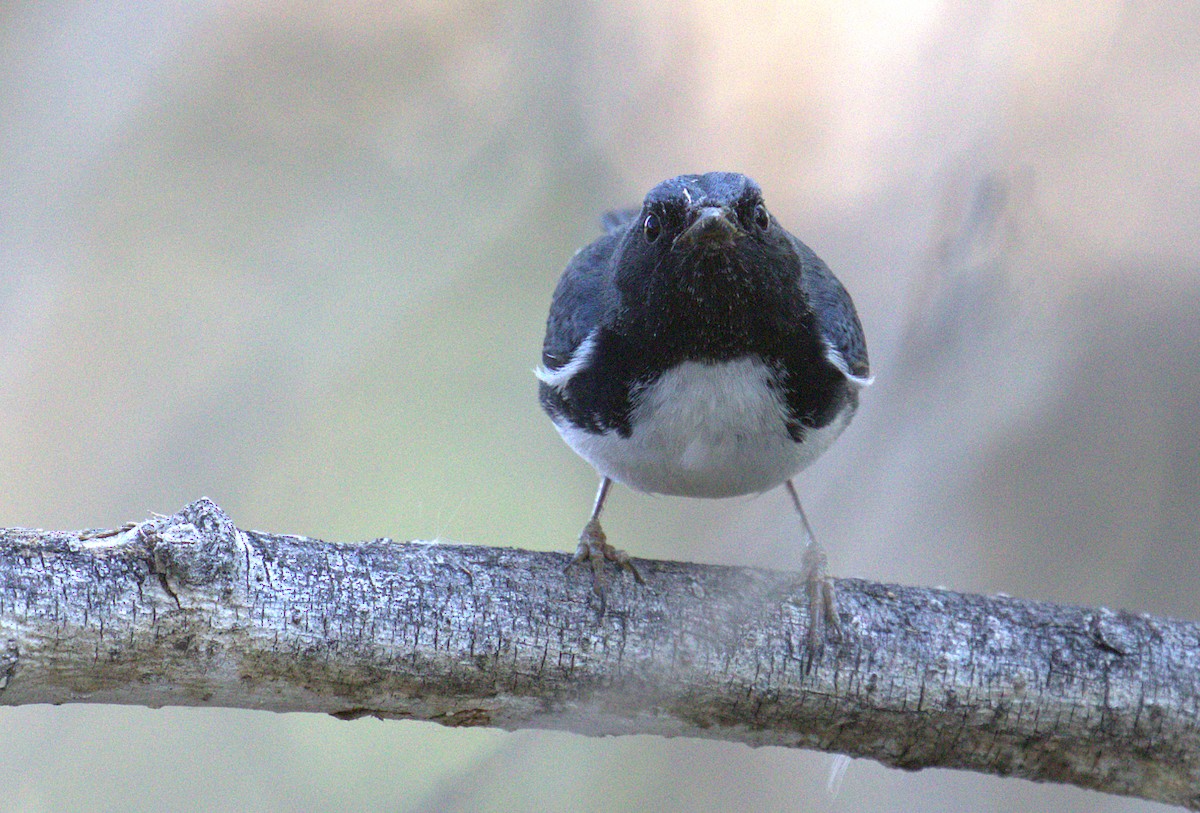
[568,517,645,596]
[801,538,841,671]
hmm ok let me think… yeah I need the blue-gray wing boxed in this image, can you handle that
[790,234,870,382]
[538,213,640,435]
[539,223,625,376]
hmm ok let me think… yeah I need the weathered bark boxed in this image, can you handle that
[0,499,1196,807]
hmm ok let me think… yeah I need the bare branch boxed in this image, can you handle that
[1,500,1197,808]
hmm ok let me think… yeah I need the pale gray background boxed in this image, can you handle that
[1,2,1197,811]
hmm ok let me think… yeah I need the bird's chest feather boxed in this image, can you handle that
[554,357,850,498]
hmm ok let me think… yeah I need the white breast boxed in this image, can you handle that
[553,357,852,498]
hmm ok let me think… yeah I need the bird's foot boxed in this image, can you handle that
[568,517,645,596]
[800,539,841,671]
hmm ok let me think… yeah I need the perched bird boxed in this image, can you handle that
[537,172,870,647]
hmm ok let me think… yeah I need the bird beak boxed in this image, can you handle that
[673,206,742,252]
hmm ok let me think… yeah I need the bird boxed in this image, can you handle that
[536,172,870,650]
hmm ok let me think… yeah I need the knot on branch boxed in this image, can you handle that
[146,498,245,593]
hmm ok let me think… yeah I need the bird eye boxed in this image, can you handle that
[753,203,770,231]
[643,213,661,243]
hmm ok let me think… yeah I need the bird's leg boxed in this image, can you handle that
[569,477,645,595]
[786,480,841,665]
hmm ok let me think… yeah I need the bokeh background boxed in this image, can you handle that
[2,2,1197,811]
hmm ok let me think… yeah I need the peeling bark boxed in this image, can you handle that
[1,499,1197,808]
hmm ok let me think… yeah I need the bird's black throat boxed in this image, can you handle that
[553,243,848,439]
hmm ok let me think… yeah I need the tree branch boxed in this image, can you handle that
[1,499,1197,807]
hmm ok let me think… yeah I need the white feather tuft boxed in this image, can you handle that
[823,341,874,388]
[535,330,599,389]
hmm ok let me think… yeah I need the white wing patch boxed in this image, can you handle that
[822,340,874,388]
[534,329,599,389]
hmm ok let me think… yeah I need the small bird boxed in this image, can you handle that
[537,172,870,648]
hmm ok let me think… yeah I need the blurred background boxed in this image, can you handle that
[1,1,1197,811]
